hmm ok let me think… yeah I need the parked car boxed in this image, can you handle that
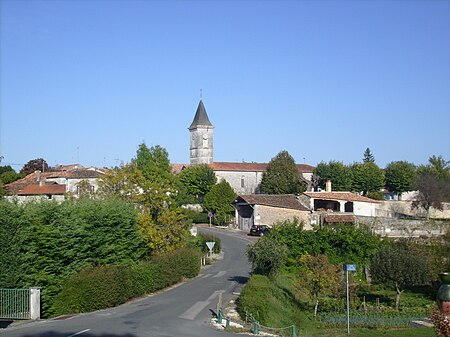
[249,225,271,236]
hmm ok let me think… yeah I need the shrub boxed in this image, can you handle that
[193,233,221,254]
[54,265,133,315]
[54,248,201,315]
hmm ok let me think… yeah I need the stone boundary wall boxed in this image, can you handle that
[357,216,449,238]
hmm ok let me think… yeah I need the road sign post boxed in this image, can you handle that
[206,241,215,257]
[344,264,356,334]
[208,212,213,227]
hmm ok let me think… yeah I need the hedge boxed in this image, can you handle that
[54,248,201,315]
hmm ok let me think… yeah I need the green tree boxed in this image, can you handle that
[370,241,433,310]
[246,238,289,275]
[260,150,304,194]
[1,170,25,184]
[351,162,385,196]
[313,161,353,191]
[385,161,417,197]
[137,208,190,254]
[203,180,236,225]
[20,158,49,175]
[363,147,375,163]
[413,155,450,216]
[177,164,216,204]
[133,143,172,183]
[297,254,340,317]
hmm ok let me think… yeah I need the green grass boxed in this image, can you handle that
[237,273,437,337]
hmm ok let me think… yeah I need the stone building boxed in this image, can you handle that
[186,99,314,194]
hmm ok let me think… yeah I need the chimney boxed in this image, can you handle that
[39,178,46,187]
[326,179,332,192]
[35,170,41,182]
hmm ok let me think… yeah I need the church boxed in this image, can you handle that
[182,99,315,194]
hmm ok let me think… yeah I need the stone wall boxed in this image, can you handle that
[357,216,449,238]
[255,204,311,229]
[376,200,450,219]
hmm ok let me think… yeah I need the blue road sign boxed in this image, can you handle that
[345,264,357,272]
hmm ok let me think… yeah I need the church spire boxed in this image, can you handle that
[189,99,213,129]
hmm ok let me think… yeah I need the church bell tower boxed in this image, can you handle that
[189,99,214,165]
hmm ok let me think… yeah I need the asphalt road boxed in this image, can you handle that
[2,227,256,337]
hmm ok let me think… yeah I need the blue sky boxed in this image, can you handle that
[1,0,449,171]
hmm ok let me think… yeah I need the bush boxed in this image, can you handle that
[54,265,133,315]
[54,248,201,315]
[193,233,221,254]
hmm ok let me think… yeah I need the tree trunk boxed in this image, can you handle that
[395,284,403,310]
[314,299,319,318]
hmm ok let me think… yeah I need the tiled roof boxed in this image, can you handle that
[324,214,356,223]
[210,162,315,173]
[236,194,309,211]
[18,184,66,195]
[303,192,382,203]
[189,100,213,128]
[171,164,189,174]
[5,171,56,195]
[5,168,104,195]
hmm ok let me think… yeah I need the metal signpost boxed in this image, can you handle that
[344,264,357,334]
[208,212,213,227]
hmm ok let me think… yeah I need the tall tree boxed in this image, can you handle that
[203,180,236,225]
[133,143,172,183]
[385,161,417,197]
[412,155,450,217]
[351,162,385,196]
[363,148,375,163]
[177,164,216,204]
[20,158,49,175]
[260,150,304,194]
[313,161,353,191]
[370,241,432,310]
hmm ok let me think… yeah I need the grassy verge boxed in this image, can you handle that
[237,274,436,337]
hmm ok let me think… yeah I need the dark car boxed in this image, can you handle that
[249,225,271,236]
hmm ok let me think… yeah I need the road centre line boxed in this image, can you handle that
[212,271,226,278]
[179,301,210,320]
[67,329,90,337]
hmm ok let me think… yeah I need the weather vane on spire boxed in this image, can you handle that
[200,89,203,100]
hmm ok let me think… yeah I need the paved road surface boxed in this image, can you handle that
[2,227,255,337]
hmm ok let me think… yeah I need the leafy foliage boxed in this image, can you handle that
[313,161,353,191]
[203,179,236,225]
[363,148,375,163]
[370,240,433,309]
[351,162,385,196]
[260,150,304,194]
[176,164,216,204]
[0,198,147,317]
[297,254,340,316]
[413,155,450,215]
[20,158,49,175]
[265,220,380,272]
[0,165,24,184]
[385,161,417,196]
[54,248,201,315]
[247,238,289,275]
[133,142,173,183]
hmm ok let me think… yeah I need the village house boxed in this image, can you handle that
[5,165,104,202]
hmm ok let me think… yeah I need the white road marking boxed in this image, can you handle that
[67,329,90,337]
[207,290,225,301]
[212,271,226,278]
[201,273,212,278]
[179,301,210,320]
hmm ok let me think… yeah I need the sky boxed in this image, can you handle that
[1,0,449,171]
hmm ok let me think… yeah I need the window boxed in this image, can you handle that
[241,176,245,188]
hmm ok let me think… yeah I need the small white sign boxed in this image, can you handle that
[206,241,215,252]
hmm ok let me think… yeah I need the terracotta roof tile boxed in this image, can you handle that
[303,192,381,203]
[18,184,66,195]
[324,214,356,223]
[236,194,310,211]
